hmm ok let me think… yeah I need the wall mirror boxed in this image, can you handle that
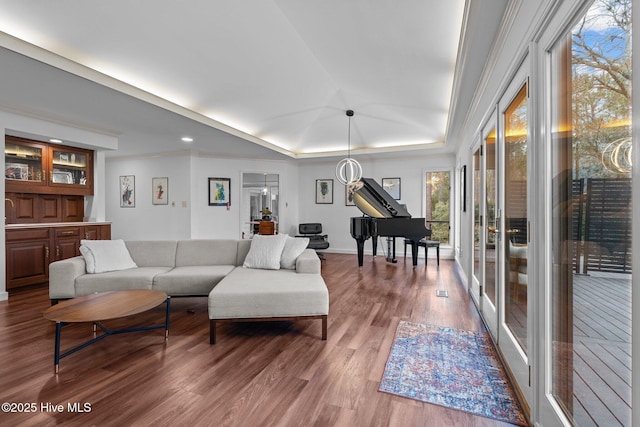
[241,172,279,237]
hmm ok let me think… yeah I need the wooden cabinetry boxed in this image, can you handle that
[5,223,111,290]
[5,228,51,290]
[5,136,94,196]
[5,193,84,224]
[53,226,82,261]
[4,136,103,290]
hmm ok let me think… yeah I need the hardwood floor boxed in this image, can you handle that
[0,253,520,426]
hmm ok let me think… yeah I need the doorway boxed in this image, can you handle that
[241,172,279,238]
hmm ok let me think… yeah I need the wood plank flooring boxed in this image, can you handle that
[0,253,521,426]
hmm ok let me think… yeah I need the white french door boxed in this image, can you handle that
[479,116,498,337]
[496,59,532,405]
[469,143,482,306]
[476,59,532,408]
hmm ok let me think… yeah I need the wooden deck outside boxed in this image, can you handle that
[573,273,631,426]
[502,269,631,426]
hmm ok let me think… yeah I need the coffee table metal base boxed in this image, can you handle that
[53,297,171,373]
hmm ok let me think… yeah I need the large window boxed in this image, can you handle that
[425,171,450,244]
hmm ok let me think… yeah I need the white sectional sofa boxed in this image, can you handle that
[48,238,329,343]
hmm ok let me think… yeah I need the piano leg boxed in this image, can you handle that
[372,237,378,257]
[410,241,419,266]
[356,238,366,267]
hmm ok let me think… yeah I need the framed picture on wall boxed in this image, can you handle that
[382,177,401,200]
[152,177,169,205]
[461,165,467,212]
[120,175,135,207]
[316,179,333,204]
[209,177,231,206]
[345,182,358,206]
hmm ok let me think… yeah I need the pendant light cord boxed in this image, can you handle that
[348,115,352,158]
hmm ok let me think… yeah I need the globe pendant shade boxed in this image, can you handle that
[336,157,363,185]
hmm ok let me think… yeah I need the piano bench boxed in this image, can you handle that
[403,238,440,266]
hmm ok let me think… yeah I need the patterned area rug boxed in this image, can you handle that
[379,321,527,426]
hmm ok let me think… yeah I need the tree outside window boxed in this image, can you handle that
[425,171,450,244]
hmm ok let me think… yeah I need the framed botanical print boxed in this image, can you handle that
[316,179,333,204]
[120,175,135,207]
[209,177,231,206]
[382,177,401,200]
[152,177,169,205]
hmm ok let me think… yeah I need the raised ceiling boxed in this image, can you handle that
[0,1,505,159]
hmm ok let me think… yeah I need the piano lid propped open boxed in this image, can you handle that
[352,178,411,218]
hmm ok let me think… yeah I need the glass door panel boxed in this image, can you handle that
[484,128,497,308]
[504,84,529,352]
[470,147,482,304]
[51,149,88,186]
[481,122,498,336]
[5,142,44,182]
[549,1,632,424]
[496,62,531,406]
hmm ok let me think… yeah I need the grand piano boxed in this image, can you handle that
[350,177,428,266]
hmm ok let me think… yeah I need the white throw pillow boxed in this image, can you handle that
[80,239,137,274]
[280,236,309,269]
[243,234,287,270]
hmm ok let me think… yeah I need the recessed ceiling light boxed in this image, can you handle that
[181,136,194,143]
[49,138,62,143]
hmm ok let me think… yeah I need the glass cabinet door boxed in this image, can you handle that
[50,149,89,187]
[5,136,94,195]
[5,141,45,183]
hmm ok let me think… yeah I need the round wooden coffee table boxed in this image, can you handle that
[43,290,171,373]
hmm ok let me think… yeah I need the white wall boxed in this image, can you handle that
[105,152,299,240]
[298,153,455,255]
[106,153,193,240]
[190,154,299,239]
[105,150,455,256]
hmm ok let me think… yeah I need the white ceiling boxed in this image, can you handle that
[0,0,507,160]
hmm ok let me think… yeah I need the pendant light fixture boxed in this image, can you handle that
[336,109,363,185]
[262,173,268,194]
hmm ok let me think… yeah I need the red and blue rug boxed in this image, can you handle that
[379,321,527,426]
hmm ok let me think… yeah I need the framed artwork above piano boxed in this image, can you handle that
[382,177,401,200]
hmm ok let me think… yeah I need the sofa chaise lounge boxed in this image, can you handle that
[48,238,329,343]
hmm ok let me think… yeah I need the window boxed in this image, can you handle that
[424,171,450,244]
